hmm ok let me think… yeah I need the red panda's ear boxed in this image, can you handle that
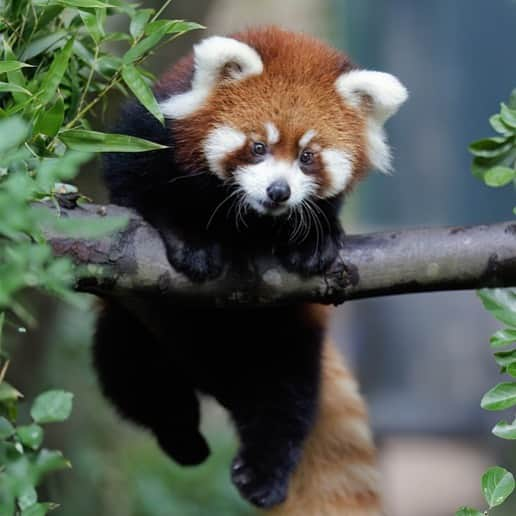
[160,36,263,119]
[335,70,408,124]
[335,70,408,172]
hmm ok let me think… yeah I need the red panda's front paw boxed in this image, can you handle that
[278,232,343,277]
[231,455,288,508]
[166,241,225,282]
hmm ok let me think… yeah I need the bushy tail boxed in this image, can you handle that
[267,339,382,516]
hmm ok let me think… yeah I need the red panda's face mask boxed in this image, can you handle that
[159,31,408,217]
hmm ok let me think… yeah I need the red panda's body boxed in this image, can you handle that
[97,26,406,514]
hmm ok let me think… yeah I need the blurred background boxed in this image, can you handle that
[7,1,516,515]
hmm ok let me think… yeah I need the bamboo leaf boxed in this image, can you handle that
[0,61,33,74]
[0,82,32,96]
[122,28,168,64]
[38,38,74,105]
[59,129,168,152]
[121,64,163,124]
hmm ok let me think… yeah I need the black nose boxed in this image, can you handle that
[266,180,291,203]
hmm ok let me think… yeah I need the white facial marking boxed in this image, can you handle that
[335,70,408,173]
[203,126,246,178]
[235,157,317,215]
[299,129,317,148]
[321,149,354,197]
[160,36,264,119]
[265,122,280,145]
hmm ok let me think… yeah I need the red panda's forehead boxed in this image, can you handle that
[200,75,366,161]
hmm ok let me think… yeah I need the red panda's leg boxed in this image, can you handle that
[268,338,382,516]
[221,313,322,509]
[94,302,210,466]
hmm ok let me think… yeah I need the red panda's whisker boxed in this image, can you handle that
[167,171,206,185]
[205,189,241,230]
[307,198,331,233]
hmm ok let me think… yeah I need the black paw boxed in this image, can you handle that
[278,231,343,277]
[231,454,289,508]
[156,430,210,466]
[166,241,224,282]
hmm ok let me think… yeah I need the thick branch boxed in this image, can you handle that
[44,203,516,306]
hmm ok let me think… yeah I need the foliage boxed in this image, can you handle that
[457,89,516,515]
[470,90,516,206]
[0,0,202,514]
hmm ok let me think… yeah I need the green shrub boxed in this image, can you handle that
[0,1,202,513]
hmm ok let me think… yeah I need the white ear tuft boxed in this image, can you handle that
[335,70,408,173]
[336,70,408,124]
[160,36,264,119]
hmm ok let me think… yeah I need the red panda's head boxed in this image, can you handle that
[157,27,407,216]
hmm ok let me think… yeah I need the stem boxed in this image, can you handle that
[63,70,121,130]
[77,44,100,116]
[151,0,174,22]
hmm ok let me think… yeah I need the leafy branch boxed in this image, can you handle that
[0,1,202,514]
[457,89,516,516]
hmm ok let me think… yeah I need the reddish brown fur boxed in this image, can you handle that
[155,27,382,515]
[156,26,370,196]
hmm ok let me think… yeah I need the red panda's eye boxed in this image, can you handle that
[300,150,314,165]
[252,142,267,156]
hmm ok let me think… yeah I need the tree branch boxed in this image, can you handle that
[43,203,516,306]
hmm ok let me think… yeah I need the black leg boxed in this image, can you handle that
[156,222,225,283]
[220,312,322,509]
[229,388,318,508]
[94,301,210,466]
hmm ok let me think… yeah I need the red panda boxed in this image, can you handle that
[97,26,407,515]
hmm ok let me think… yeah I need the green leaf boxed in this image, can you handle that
[130,9,154,39]
[494,350,516,370]
[469,137,513,158]
[47,214,129,238]
[60,129,167,152]
[122,29,168,64]
[80,10,105,43]
[0,83,32,96]
[508,363,516,377]
[0,416,15,439]
[455,508,483,516]
[38,38,74,105]
[34,449,70,479]
[482,466,515,508]
[18,486,37,511]
[500,103,516,129]
[490,114,514,135]
[0,61,32,74]
[30,390,73,424]
[0,382,23,402]
[121,64,163,124]
[20,32,68,61]
[33,97,64,138]
[144,20,205,36]
[481,382,516,411]
[0,117,28,155]
[16,424,44,450]
[509,89,516,110]
[21,503,56,516]
[491,329,516,348]
[484,166,515,187]
[37,0,113,7]
[493,420,516,440]
[478,289,516,328]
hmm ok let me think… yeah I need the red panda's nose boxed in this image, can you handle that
[266,180,291,203]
